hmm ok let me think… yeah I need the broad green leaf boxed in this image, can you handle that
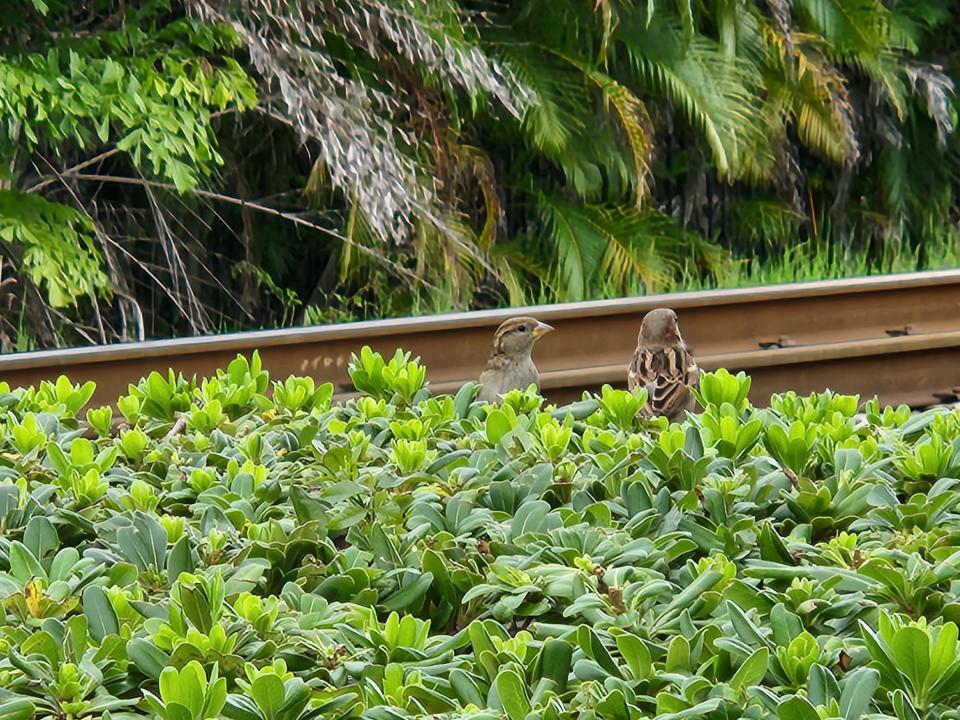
[127,638,171,680]
[839,667,879,720]
[485,409,512,444]
[577,626,622,677]
[382,572,433,611]
[449,669,485,707]
[82,585,119,642]
[616,632,652,680]
[167,535,194,583]
[23,516,58,563]
[666,635,690,673]
[495,668,530,720]
[777,696,820,720]
[929,622,958,680]
[0,699,37,720]
[9,541,45,584]
[250,674,285,720]
[730,647,769,692]
[538,638,573,691]
[891,626,930,695]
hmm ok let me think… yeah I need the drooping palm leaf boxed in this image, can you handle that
[569,60,655,203]
[535,191,611,300]
[620,15,773,179]
[534,192,701,299]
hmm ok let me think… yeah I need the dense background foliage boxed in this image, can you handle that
[3,353,960,720]
[0,0,958,350]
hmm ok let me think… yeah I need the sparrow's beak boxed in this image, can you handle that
[532,322,554,338]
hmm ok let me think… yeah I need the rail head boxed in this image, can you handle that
[1,270,958,372]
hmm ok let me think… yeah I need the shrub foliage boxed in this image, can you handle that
[0,353,959,720]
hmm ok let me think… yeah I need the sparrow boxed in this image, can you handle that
[628,308,699,422]
[477,317,554,403]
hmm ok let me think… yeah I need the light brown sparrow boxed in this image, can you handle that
[478,317,554,403]
[628,308,699,422]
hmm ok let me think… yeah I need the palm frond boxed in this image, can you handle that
[534,192,704,298]
[888,0,951,53]
[728,199,806,248]
[490,237,558,299]
[499,46,637,201]
[411,213,487,311]
[336,0,531,117]
[676,0,695,41]
[905,63,956,148]
[792,0,890,57]
[446,142,504,252]
[594,206,684,292]
[769,32,860,164]
[620,16,773,179]
[498,45,586,156]
[576,64,654,204]
[878,143,908,221]
[535,191,610,300]
[188,0,428,241]
[188,0,533,246]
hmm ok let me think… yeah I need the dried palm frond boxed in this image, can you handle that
[187,0,529,245]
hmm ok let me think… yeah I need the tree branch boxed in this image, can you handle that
[26,148,122,194]
[25,108,241,194]
[66,172,431,288]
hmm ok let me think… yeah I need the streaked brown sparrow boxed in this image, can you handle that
[478,316,554,403]
[628,308,699,422]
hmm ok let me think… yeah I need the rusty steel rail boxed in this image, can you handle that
[2,270,960,408]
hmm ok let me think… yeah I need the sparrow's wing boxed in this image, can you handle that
[629,346,699,419]
[627,347,653,391]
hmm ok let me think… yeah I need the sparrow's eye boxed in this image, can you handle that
[517,324,527,332]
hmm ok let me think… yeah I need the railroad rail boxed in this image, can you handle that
[2,271,960,408]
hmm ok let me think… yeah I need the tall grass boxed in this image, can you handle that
[678,227,960,293]
[291,228,960,326]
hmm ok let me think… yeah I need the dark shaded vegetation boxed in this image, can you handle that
[0,0,957,350]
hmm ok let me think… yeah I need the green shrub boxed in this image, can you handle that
[0,350,957,720]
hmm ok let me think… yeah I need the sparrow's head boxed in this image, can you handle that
[639,308,682,344]
[492,316,554,356]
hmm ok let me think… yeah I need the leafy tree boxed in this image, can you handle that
[0,0,255,347]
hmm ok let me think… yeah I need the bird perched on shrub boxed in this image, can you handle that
[478,317,554,403]
[628,308,699,422]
